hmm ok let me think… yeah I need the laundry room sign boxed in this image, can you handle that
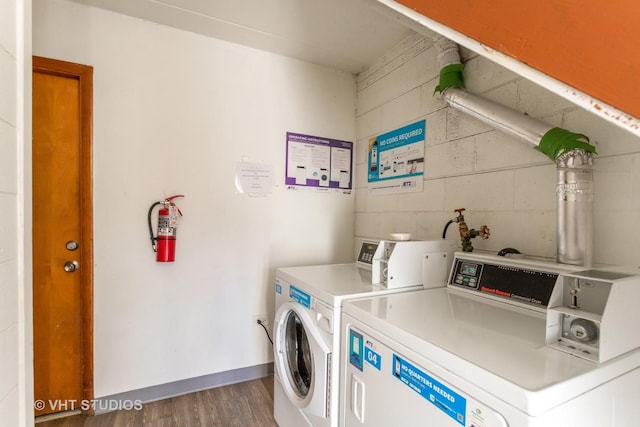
[367,120,425,195]
[285,132,353,194]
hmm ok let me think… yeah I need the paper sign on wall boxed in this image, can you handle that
[285,132,353,194]
[235,162,274,195]
[367,120,425,195]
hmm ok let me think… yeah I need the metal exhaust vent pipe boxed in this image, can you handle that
[433,35,596,267]
[556,151,594,266]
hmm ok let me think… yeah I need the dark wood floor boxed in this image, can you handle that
[36,376,277,427]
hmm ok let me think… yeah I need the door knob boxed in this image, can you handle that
[64,260,79,272]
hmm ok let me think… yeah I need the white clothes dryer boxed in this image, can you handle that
[339,252,640,427]
[273,239,456,427]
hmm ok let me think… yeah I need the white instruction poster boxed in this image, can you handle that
[285,132,353,194]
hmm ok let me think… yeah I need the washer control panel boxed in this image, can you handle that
[357,241,379,267]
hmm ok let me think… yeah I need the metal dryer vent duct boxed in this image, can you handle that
[433,35,597,267]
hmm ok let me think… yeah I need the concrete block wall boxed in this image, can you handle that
[355,34,640,267]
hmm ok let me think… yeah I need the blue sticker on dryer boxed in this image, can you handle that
[364,347,381,370]
[349,329,364,371]
[392,354,466,425]
[275,283,282,294]
[290,285,311,309]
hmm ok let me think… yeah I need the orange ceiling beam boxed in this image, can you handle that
[397,0,640,120]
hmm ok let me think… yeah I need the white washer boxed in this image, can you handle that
[339,253,640,426]
[273,240,456,427]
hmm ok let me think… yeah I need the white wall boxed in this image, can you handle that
[355,33,640,267]
[33,0,355,398]
[0,0,33,426]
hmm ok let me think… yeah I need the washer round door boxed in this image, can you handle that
[274,301,330,418]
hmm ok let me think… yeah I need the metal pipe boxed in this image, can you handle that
[443,88,552,146]
[433,35,594,266]
[556,150,594,266]
[434,34,553,146]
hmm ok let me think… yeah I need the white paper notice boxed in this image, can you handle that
[235,162,274,194]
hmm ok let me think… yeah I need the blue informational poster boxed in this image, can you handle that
[367,120,425,195]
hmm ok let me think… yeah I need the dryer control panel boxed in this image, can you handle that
[448,253,574,310]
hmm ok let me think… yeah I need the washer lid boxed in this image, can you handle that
[277,263,421,306]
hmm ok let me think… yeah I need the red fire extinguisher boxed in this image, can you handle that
[148,195,184,262]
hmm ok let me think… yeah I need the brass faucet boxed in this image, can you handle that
[452,208,490,252]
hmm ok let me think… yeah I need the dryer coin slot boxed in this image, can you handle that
[569,318,598,343]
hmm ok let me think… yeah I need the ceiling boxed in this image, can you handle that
[69,0,417,75]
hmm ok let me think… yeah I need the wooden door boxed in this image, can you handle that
[32,56,94,416]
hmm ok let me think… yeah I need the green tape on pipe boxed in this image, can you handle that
[535,127,597,161]
[434,63,465,94]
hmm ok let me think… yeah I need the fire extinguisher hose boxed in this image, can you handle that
[147,201,162,252]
